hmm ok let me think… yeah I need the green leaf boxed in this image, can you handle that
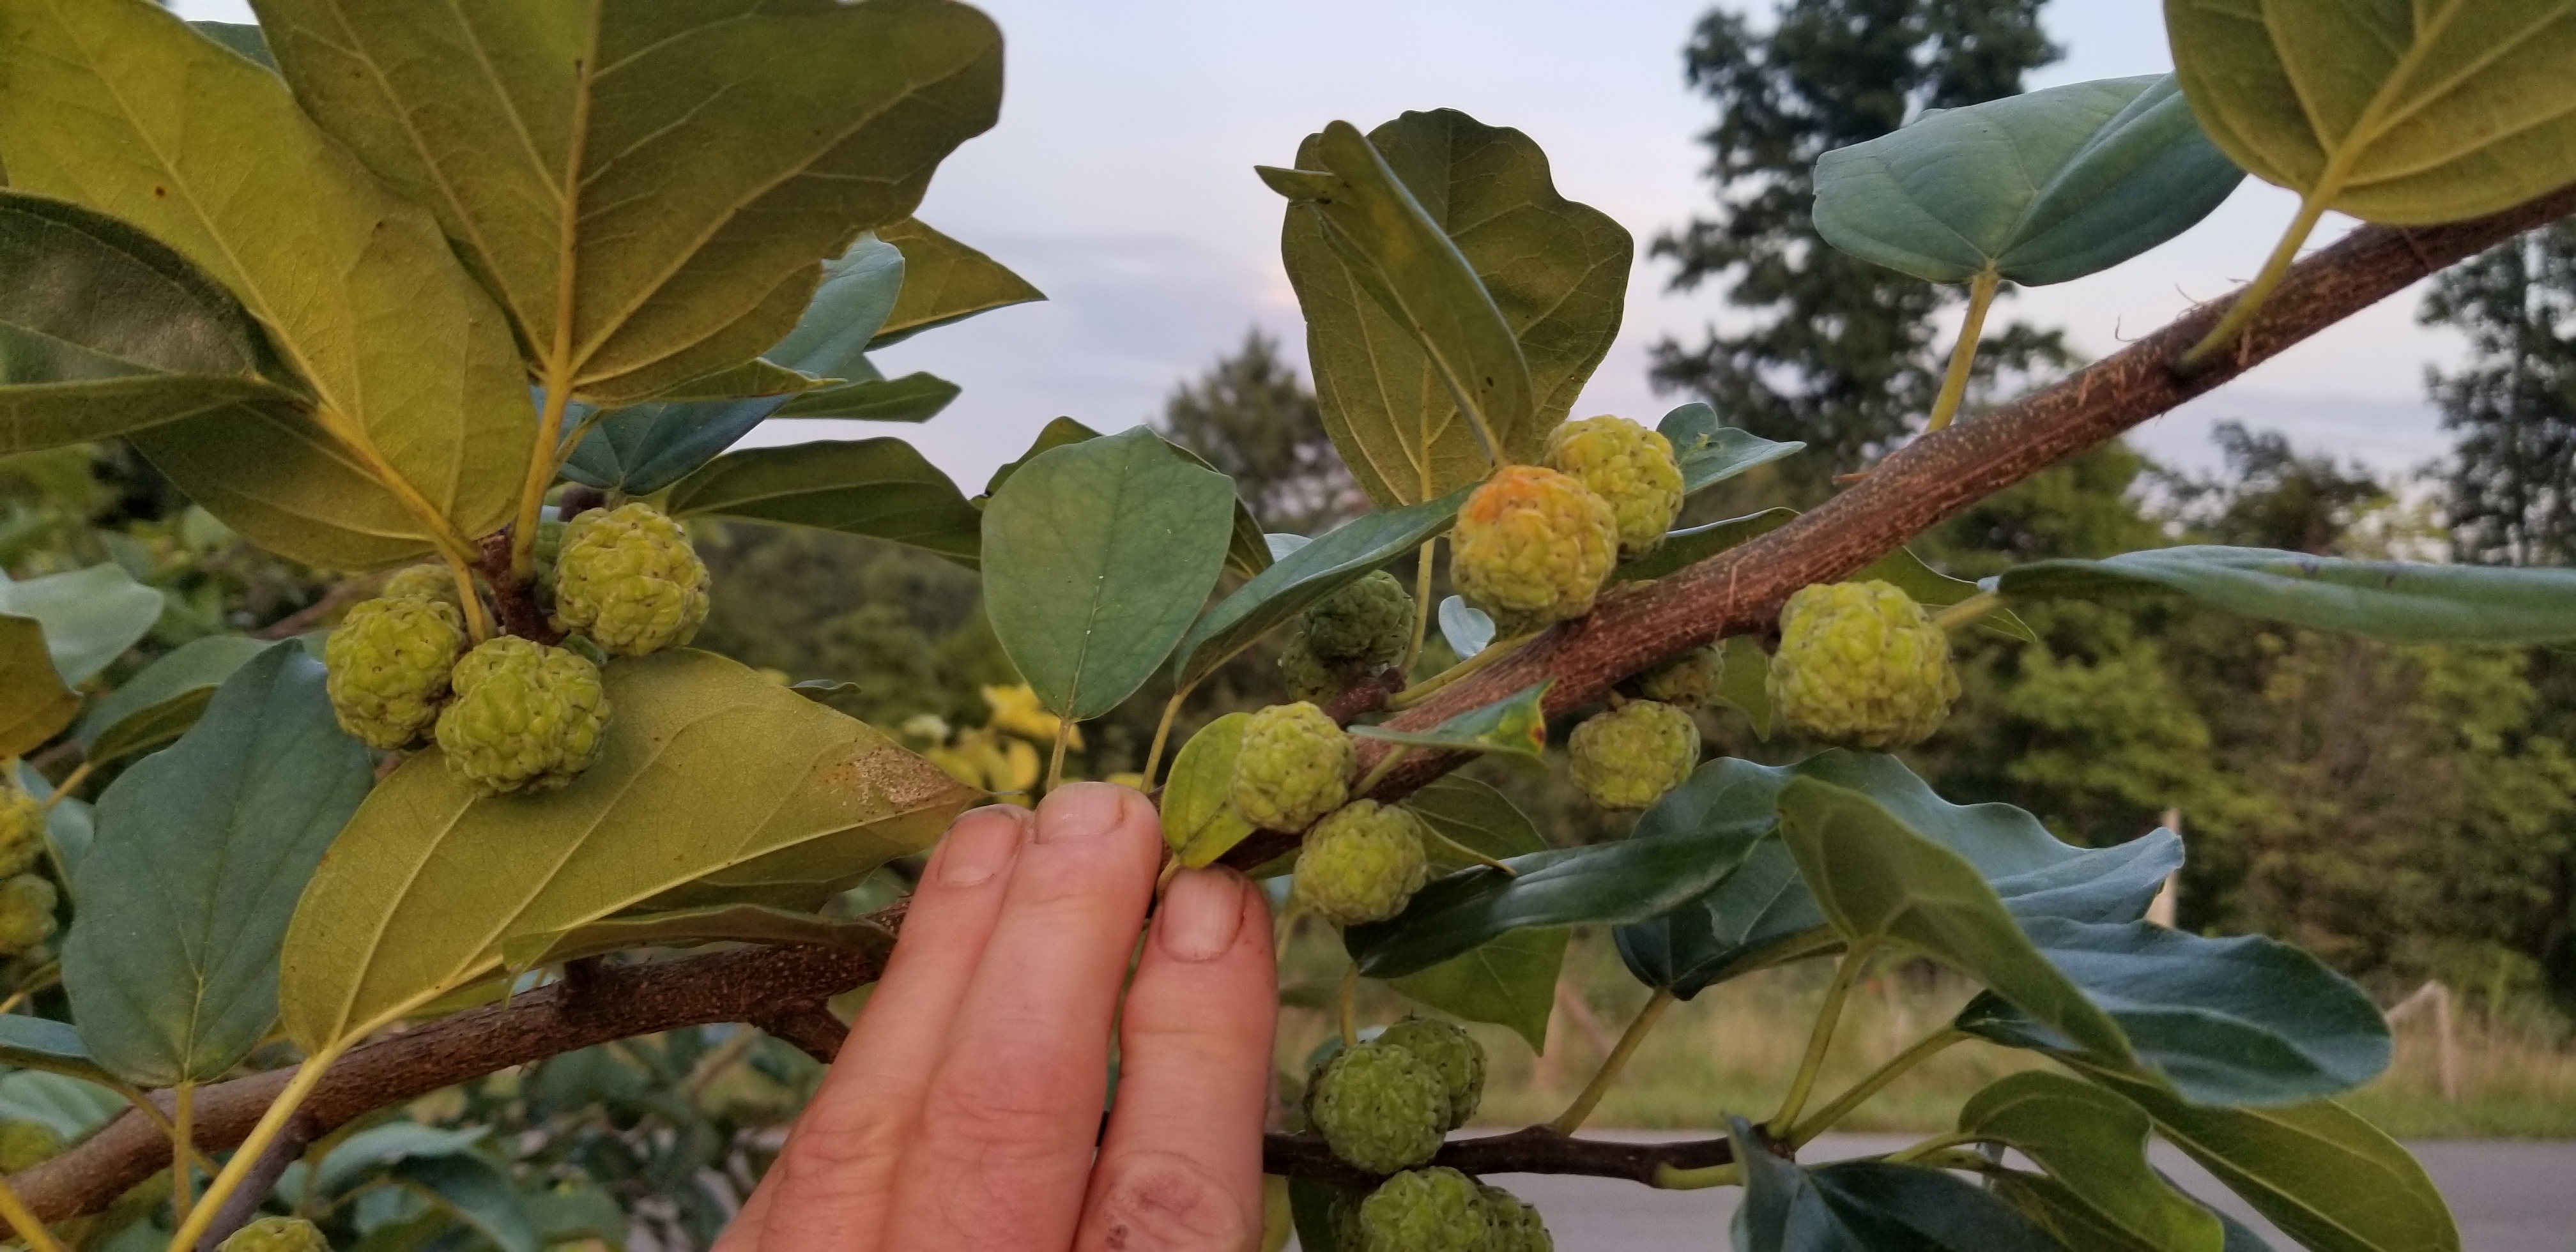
[0,1071,124,1143]
[1160,713,1257,869]
[977,418,1272,581]
[0,1014,114,1087]
[0,615,76,758]
[63,642,371,1086]
[1404,775,1551,867]
[188,20,275,68]
[1997,546,2576,643]
[774,372,961,424]
[1,563,162,684]
[1729,1117,2064,1252]
[1655,403,1807,495]
[1958,917,2391,1106]
[1388,926,1566,1053]
[868,219,1045,348]
[560,393,796,497]
[1287,1178,1356,1252]
[1814,75,2244,286]
[764,233,907,385]
[2071,1062,2458,1252]
[1775,774,2136,1068]
[1718,635,1775,738]
[980,416,1102,501]
[1436,595,1494,659]
[500,903,895,973]
[666,438,985,567]
[1611,508,1797,585]
[0,0,535,569]
[2166,0,2576,225]
[1345,808,1766,979]
[981,427,1238,721]
[390,1154,541,1252]
[311,1124,492,1200]
[1865,549,2035,643]
[0,190,312,454]
[1347,682,1550,760]
[1172,485,1470,687]
[75,634,269,763]
[1961,1071,2225,1252]
[279,650,975,1051]
[1265,112,1575,505]
[252,0,1004,404]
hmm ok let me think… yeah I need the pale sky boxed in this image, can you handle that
[171,0,2467,484]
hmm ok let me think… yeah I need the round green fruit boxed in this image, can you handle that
[1568,699,1699,810]
[324,596,467,750]
[1306,1042,1450,1175]
[378,562,461,606]
[1450,465,1620,635]
[1543,415,1683,559]
[548,503,710,656]
[0,784,44,880]
[1291,800,1430,927]
[1631,645,1724,710]
[1303,570,1414,667]
[0,1119,61,1172]
[1376,1015,1486,1129]
[218,1217,332,1252]
[1230,701,1354,832]
[1278,632,1343,704]
[1480,1183,1554,1252]
[1768,580,1959,750]
[434,637,612,795]
[1354,1167,1491,1252]
[0,874,57,956]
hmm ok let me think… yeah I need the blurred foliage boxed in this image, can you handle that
[2425,222,2576,567]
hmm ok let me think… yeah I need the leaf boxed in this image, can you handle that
[0,615,76,758]
[2166,0,2576,225]
[1159,712,1257,869]
[1774,775,2136,1069]
[1268,111,1593,505]
[766,233,908,385]
[773,372,961,424]
[1957,917,2391,1106]
[976,418,1271,581]
[1348,682,1550,760]
[1287,1178,1354,1252]
[1996,546,2576,643]
[16,759,90,879]
[980,416,1102,501]
[868,219,1046,348]
[1345,809,1766,979]
[1437,595,1494,659]
[188,20,275,68]
[252,0,1004,404]
[0,189,311,453]
[981,427,1238,721]
[1718,635,1775,738]
[63,643,371,1086]
[0,1071,124,1142]
[560,393,797,497]
[500,903,894,973]
[0,563,164,685]
[0,1014,113,1087]
[1729,1117,2064,1252]
[390,1155,541,1252]
[2071,1063,2458,1252]
[1388,927,1566,1053]
[1404,775,1551,867]
[279,650,974,1051]
[665,438,985,567]
[1655,402,1807,495]
[1814,75,2244,286]
[312,1124,492,1199]
[1172,484,1470,687]
[0,0,535,569]
[1960,1071,2225,1252]
[75,634,269,764]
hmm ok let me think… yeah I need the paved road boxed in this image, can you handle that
[1294,1133,2576,1250]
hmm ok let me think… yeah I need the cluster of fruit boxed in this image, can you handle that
[0,785,61,958]
[1304,1016,1549,1251]
[322,503,710,795]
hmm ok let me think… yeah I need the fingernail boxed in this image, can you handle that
[1036,781,1128,844]
[937,810,1025,886]
[1158,868,1246,962]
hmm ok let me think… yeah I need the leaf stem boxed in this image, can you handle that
[169,1039,349,1252]
[1142,687,1191,791]
[1402,538,1438,675]
[0,1173,67,1252]
[38,762,91,810]
[169,1082,195,1223]
[1883,1129,1982,1166]
[1924,268,2000,433]
[1547,989,1674,1135]
[1387,632,1530,710]
[1422,827,1517,878]
[445,553,493,644]
[510,386,577,582]
[1354,744,1414,796]
[1652,1160,1742,1191]
[1338,963,1361,1051]
[1767,938,1873,1135]
[1045,717,1072,793]
[1788,1027,1967,1148]
[0,961,56,1016]
[2183,194,2330,369]
[1928,592,2002,634]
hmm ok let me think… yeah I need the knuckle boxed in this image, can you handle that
[1083,1152,1254,1251]
[917,1042,1094,1165]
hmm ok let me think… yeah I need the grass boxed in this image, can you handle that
[1278,929,2576,1140]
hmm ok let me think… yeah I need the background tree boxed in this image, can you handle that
[1158,328,1363,535]
[1651,0,2071,477]
[2423,222,2576,567]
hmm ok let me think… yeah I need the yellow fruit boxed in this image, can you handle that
[1450,466,1619,636]
[1544,415,1683,559]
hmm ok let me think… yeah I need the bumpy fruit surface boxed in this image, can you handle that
[549,503,710,656]
[1769,580,1959,750]
[1480,1184,1553,1252]
[1354,1168,1491,1252]
[1377,1015,1486,1129]
[1307,1042,1450,1175]
[1292,800,1430,926]
[0,1119,61,1172]
[378,562,460,606]
[1632,645,1724,710]
[434,637,611,795]
[0,784,43,879]
[1544,415,1683,559]
[1231,702,1354,832]
[1303,570,1414,666]
[1450,465,1619,635]
[0,874,56,956]
[218,1217,331,1252]
[1568,700,1699,809]
[1278,632,1341,704]
[324,597,467,750]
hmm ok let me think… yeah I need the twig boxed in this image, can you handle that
[192,1112,314,1252]
[749,1002,850,1066]
[475,532,560,644]
[1546,989,1673,1134]
[1261,1126,1733,1189]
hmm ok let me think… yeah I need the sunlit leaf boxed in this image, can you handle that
[1349,682,1550,760]
[1160,712,1257,869]
[666,438,985,567]
[868,219,1046,347]
[0,615,76,758]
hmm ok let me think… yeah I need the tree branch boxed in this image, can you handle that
[1218,181,2576,871]
[22,184,2575,1222]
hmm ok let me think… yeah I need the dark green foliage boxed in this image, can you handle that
[1651,0,2070,475]
[2423,221,2576,567]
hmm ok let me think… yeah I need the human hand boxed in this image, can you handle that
[716,782,1280,1251]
